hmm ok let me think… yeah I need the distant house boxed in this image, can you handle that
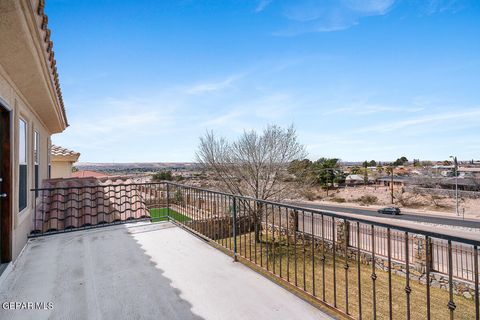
[51,145,80,179]
[345,174,365,185]
[376,176,410,187]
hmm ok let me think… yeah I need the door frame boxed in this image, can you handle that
[0,97,12,263]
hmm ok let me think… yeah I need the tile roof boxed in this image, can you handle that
[51,144,80,157]
[36,0,68,126]
[34,177,151,232]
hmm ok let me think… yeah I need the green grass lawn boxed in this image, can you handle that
[149,208,191,222]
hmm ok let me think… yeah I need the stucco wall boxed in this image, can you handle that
[0,63,53,261]
[51,161,73,179]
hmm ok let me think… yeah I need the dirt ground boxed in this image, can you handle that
[301,185,480,220]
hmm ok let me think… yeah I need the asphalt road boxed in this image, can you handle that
[291,202,480,229]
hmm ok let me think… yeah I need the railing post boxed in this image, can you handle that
[232,196,238,262]
[166,183,170,220]
[33,189,37,233]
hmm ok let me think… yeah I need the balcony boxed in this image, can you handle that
[2,179,480,319]
[0,221,331,319]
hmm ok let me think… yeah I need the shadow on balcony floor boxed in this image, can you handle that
[0,221,333,320]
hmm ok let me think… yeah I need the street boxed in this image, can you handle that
[291,202,480,229]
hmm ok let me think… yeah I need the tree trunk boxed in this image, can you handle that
[254,203,263,243]
[288,210,298,244]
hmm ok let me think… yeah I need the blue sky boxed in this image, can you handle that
[48,0,480,163]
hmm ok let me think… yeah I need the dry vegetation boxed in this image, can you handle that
[295,185,480,218]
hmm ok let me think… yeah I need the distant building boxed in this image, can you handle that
[376,176,410,187]
[345,174,365,185]
[51,145,80,179]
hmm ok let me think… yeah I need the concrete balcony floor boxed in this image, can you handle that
[0,222,333,320]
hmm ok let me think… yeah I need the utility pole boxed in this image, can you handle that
[390,166,394,205]
[364,161,368,188]
[450,156,459,216]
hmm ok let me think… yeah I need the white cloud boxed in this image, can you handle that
[266,0,397,35]
[322,105,424,116]
[342,0,396,14]
[186,73,245,94]
[200,93,294,132]
[422,0,465,15]
[202,110,245,126]
[355,109,480,133]
[255,0,273,13]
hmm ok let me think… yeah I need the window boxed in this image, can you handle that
[34,131,39,198]
[19,119,27,211]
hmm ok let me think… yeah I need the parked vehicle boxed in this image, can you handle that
[378,207,401,215]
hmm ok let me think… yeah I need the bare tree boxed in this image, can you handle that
[196,125,307,242]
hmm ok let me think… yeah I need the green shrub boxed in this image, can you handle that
[152,170,173,181]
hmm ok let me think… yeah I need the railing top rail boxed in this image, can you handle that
[30,181,167,192]
[31,181,480,245]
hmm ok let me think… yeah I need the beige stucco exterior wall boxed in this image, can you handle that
[0,64,53,261]
[51,161,74,179]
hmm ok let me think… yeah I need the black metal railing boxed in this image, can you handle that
[31,181,480,319]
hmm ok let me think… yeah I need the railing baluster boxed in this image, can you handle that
[266,203,269,271]
[312,212,315,296]
[166,183,170,219]
[273,204,276,275]
[371,224,377,320]
[279,206,283,279]
[244,200,247,258]
[448,240,456,320]
[322,214,326,302]
[240,197,243,249]
[254,201,257,263]
[286,208,290,283]
[357,222,362,320]
[260,204,263,268]
[249,200,252,261]
[387,228,392,320]
[294,210,298,287]
[42,190,46,234]
[405,231,411,320]
[426,236,431,320]
[344,218,349,315]
[302,211,306,291]
[460,245,464,280]
[225,194,228,249]
[333,217,337,307]
[232,196,238,262]
[475,245,479,320]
